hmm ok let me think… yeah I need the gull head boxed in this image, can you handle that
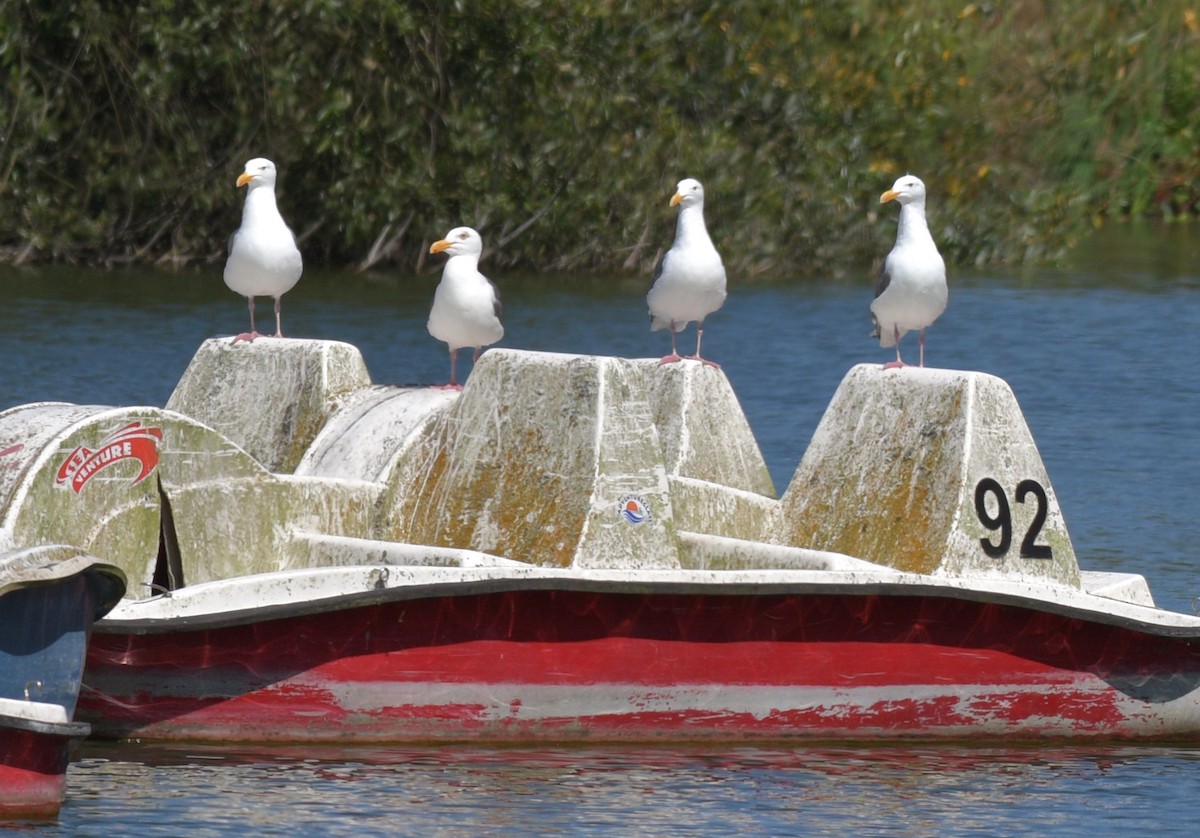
[670,178,705,209]
[430,226,483,258]
[880,174,927,206]
[236,158,279,190]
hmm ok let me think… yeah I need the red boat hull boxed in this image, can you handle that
[0,719,89,819]
[79,587,1200,743]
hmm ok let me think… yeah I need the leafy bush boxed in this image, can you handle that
[2,0,1197,276]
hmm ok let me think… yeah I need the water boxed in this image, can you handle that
[3,223,1200,833]
[47,742,1200,836]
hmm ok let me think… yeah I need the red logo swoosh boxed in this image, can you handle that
[55,422,164,494]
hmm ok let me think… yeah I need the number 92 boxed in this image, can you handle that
[973,478,1053,560]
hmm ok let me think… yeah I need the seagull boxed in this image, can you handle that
[646,178,727,367]
[223,158,303,343]
[427,227,504,390]
[870,174,948,368]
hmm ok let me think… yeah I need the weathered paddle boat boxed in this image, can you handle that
[0,544,124,818]
[1,338,1196,744]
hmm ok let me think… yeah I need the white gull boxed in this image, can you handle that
[427,226,504,390]
[646,178,727,367]
[223,158,303,343]
[870,174,947,368]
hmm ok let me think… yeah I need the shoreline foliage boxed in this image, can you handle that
[2,1,1198,277]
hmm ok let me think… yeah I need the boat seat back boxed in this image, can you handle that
[773,365,1081,586]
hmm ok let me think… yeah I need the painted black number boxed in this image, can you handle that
[974,478,1011,558]
[1015,479,1053,559]
[973,478,1053,560]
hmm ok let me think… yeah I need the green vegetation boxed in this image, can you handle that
[2,1,1197,277]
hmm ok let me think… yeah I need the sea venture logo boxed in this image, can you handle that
[618,494,652,525]
[55,422,164,494]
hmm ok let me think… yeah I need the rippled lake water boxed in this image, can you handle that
[48,742,1200,836]
[3,223,1200,834]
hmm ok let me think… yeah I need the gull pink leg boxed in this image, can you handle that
[882,324,906,369]
[434,348,464,391]
[686,321,720,368]
[659,323,683,365]
[232,297,263,343]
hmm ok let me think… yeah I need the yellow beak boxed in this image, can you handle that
[669,192,683,207]
[430,239,452,254]
[236,172,255,188]
[880,188,900,204]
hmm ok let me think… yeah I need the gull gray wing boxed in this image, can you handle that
[652,248,670,285]
[874,257,892,299]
